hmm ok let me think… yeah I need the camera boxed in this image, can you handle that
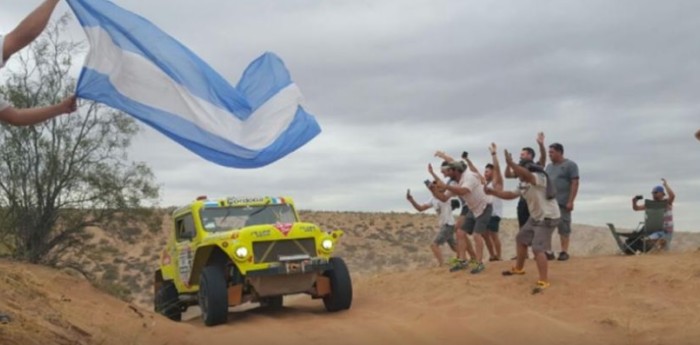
[461,151,469,159]
[634,195,643,201]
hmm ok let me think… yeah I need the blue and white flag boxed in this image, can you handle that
[66,0,321,168]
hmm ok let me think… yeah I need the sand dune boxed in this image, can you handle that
[2,249,700,345]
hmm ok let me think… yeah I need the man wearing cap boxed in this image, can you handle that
[1,0,77,126]
[429,159,492,274]
[505,133,547,229]
[633,179,675,250]
[485,149,560,294]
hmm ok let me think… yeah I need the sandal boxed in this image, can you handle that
[531,280,550,294]
[502,267,525,276]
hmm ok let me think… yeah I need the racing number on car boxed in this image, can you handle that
[178,246,194,287]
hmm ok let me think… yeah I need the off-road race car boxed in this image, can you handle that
[153,196,352,326]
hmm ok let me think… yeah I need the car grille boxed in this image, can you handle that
[252,238,316,263]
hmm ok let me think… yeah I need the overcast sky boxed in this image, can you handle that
[2,0,699,232]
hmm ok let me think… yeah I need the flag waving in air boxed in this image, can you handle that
[66,0,321,168]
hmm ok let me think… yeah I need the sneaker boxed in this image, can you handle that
[502,267,526,276]
[449,260,468,272]
[467,259,479,269]
[531,280,550,294]
[448,257,460,266]
[545,252,556,261]
[557,252,570,261]
[470,262,485,274]
[489,256,501,262]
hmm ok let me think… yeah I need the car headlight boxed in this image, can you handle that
[321,239,333,250]
[235,247,248,258]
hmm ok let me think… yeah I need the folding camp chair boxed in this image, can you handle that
[607,200,668,255]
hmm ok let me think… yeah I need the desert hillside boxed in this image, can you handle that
[1,210,700,345]
[2,250,700,345]
[24,210,700,309]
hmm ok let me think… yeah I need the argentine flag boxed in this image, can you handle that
[66,0,321,168]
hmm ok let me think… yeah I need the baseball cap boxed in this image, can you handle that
[652,186,665,194]
[447,161,466,172]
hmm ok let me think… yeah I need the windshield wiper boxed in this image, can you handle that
[216,207,237,232]
[247,199,272,219]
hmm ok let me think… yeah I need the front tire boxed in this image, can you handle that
[323,257,353,312]
[199,266,229,326]
[154,281,182,321]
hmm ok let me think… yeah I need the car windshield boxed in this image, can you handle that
[199,204,297,232]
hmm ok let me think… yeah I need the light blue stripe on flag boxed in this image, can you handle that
[66,0,321,168]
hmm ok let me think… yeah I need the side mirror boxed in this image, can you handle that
[180,229,195,241]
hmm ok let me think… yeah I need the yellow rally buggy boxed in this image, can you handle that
[153,196,352,326]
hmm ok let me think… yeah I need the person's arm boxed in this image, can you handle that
[406,190,431,212]
[465,157,485,184]
[3,0,61,62]
[566,179,579,211]
[662,178,675,205]
[434,151,455,163]
[427,163,444,188]
[484,185,520,200]
[0,96,76,126]
[504,165,516,179]
[632,197,645,211]
[504,150,536,185]
[536,132,546,166]
[565,162,580,211]
[443,182,470,201]
[430,185,451,202]
[489,143,504,191]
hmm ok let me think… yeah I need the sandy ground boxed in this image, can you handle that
[2,250,700,345]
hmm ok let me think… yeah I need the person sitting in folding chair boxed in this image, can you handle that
[632,179,675,251]
[607,179,675,254]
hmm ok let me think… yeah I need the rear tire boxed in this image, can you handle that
[154,281,181,321]
[323,257,353,312]
[199,266,229,326]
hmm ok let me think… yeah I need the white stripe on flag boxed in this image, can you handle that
[83,27,301,150]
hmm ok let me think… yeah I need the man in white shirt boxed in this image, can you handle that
[486,149,560,294]
[1,0,76,125]
[430,160,492,274]
[406,182,457,267]
[484,143,505,261]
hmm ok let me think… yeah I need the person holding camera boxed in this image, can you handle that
[429,159,492,274]
[632,179,675,250]
[406,179,458,267]
[435,150,502,259]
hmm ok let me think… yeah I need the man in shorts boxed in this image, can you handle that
[486,149,560,294]
[406,182,457,266]
[544,142,580,261]
[429,160,492,274]
[484,143,504,261]
[504,133,547,228]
